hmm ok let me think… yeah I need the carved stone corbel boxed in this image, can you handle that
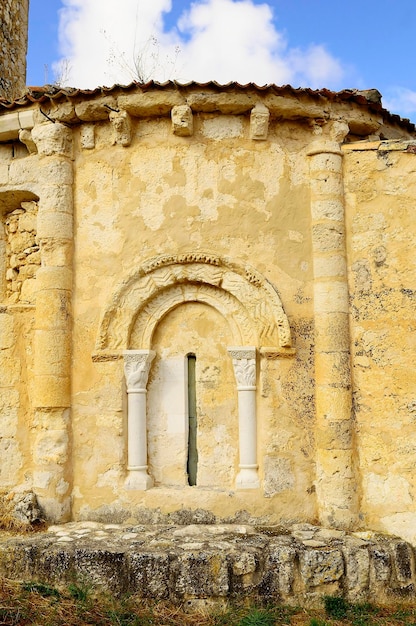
[110,110,132,147]
[250,103,270,140]
[18,128,37,154]
[171,105,194,136]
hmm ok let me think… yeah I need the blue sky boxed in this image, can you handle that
[27,0,416,121]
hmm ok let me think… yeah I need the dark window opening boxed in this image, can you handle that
[187,354,198,486]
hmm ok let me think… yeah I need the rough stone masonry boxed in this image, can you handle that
[0,0,28,100]
[0,1,416,606]
[1,522,416,606]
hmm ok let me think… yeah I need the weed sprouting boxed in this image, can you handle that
[21,580,60,598]
[324,595,349,619]
[0,579,415,625]
[68,579,92,603]
[392,606,416,621]
[350,601,378,616]
[237,608,275,626]
[323,595,387,625]
[309,619,330,626]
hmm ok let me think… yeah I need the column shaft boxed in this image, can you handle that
[228,347,260,489]
[237,388,257,466]
[127,391,148,469]
[31,122,73,522]
[308,132,358,529]
[123,350,155,490]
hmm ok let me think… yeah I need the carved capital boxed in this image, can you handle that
[31,122,73,157]
[228,346,256,388]
[123,350,155,391]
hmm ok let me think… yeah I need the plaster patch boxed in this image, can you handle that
[264,457,295,497]
[364,473,412,508]
[202,116,244,140]
[380,513,416,546]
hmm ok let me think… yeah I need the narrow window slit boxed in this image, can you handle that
[187,353,197,486]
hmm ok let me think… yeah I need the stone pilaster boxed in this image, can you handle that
[31,121,73,522]
[123,350,155,490]
[228,347,260,489]
[307,122,358,529]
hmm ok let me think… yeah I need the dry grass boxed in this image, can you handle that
[0,577,415,626]
[0,493,30,534]
[0,493,45,535]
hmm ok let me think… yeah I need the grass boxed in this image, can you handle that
[0,580,415,625]
[0,493,31,534]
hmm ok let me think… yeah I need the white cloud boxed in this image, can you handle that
[287,44,345,88]
[176,0,291,85]
[383,87,416,117]
[55,0,347,90]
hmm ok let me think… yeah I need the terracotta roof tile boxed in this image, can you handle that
[0,81,414,132]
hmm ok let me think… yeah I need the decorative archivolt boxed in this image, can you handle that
[95,253,292,355]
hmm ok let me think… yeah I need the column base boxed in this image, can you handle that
[125,469,153,491]
[236,467,260,489]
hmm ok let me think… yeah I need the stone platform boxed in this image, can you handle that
[0,522,415,607]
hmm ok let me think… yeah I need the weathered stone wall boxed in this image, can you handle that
[344,140,416,545]
[0,117,73,522]
[0,0,29,100]
[0,307,34,489]
[0,143,38,492]
[1,522,415,607]
[0,97,318,524]
[70,108,315,524]
[0,86,415,544]
[4,201,40,303]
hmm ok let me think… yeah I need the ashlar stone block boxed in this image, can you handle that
[128,552,170,599]
[175,551,229,598]
[342,540,370,601]
[299,547,344,588]
[0,314,15,349]
[260,542,296,598]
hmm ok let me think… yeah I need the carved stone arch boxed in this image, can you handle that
[130,282,254,349]
[96,253,292,354]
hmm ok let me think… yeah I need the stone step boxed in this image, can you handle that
[0,522,415,607]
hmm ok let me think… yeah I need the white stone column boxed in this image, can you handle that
[123,350,155,490]
[228,347,260,489]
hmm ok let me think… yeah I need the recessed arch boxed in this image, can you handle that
[96,253,292,353]
[0,189,39,214]
[130,283,253,349]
